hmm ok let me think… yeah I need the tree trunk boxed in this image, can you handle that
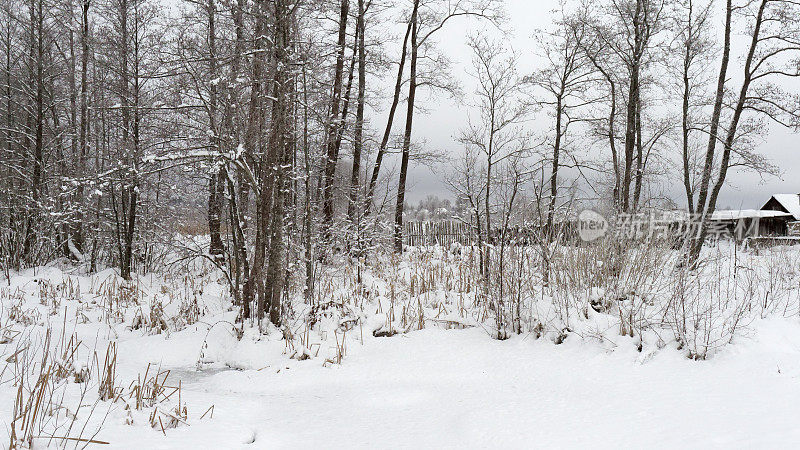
[689,0,765,266]
[681,1,694,213]
[24,0,45,260]
[207,0,224,257]
[393,0,418,253]
[621,0,643,213]
[543,93,563,284]
[117,0,131,279]
[693,0,732,220]
[76,0,91,255]
[365,17,413,215]
[301,64,314,303]
[348,0,366,236]
[3,9,14,239]
[546,94,563,237]
[241,1,270,318]
[632,97,643,211]
[263,0,293,326]
[321,0,350,234]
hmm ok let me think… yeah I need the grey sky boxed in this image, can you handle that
[389,0,799,210]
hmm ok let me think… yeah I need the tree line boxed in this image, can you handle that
[1,0,799,326]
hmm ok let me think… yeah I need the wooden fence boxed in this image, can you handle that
[402,221,580,247]
[403,221,474,246]
[404,218,800,248]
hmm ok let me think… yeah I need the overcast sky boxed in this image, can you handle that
[390,0,800,210]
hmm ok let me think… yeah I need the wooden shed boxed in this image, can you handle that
[710,209,793,238]
[761,194,800,235]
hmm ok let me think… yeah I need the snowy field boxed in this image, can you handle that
[105,324,800,449]
[3,243,800,448]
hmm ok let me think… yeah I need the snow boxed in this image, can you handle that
[633,209,792,221]
[83,324,800,448]
[711,209,793,220]
[4,246,800,448]
[67,238,85,261]
[767,194,800,221]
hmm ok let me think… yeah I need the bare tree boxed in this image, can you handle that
[393,0,419,252]
[347,0,367,241]
[584,0,667,212]
[529,12,595,241]
[672,0,714,213]
[321,0,350,235]
[689,0,800,265]
[75,0,91,254]
[392,0,502,252]
[458,33,527,275]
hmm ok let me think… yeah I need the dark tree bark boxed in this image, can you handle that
[620,0,643,212]
[263,0,294,326]
[241,0,270,319]
[393,0,418,253]
[75,0,91,255]
[632,98,643,210]
[681,16,694,214]
[693,0,732,220]
[2,3,13,238]
[207,0,224,257]
[365,16,413,215]
[348,0,366,230]
[689,0,767,266]
[119,0,137,281]
[546,92,563,240]
[331,19,360,224]
[321,0,350,234]
[24,0,45,259]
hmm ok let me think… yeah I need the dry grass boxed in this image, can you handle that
[281,237,800,360]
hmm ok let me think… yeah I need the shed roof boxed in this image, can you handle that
[764,194,800,220]
[711,209,792,220]
[656,209,792,221]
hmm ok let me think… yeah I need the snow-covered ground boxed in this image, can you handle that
[106,323,800,449]
[3,245,800,448]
